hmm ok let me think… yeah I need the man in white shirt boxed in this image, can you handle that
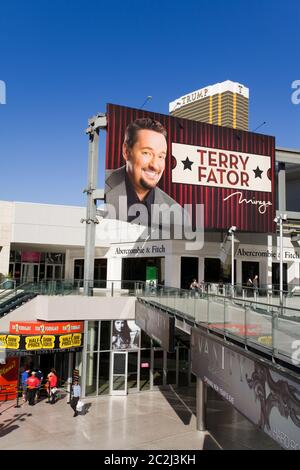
[70,379,81,417]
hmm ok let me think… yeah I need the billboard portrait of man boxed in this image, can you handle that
[105,104,275,234]
[105,117,179,225]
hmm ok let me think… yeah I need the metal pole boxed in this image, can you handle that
[15,357,21,408]
[231,232,234,296]
[279,217,283,307]
[83,120,99,296]
[196,377,207,431]
[81,320,89,398]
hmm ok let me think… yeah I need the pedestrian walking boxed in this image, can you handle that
[253,274,259,294]
[246,277,253,297]
[70,379,81,417]
[47,368,58,404]
[21,366,30,402]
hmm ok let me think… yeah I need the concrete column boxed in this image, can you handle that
[260,259,268,288]
[164,255,181,287]
[287,262,298,285]
[236,259,242,286]
[64,249,72,280]
[198,258,204,283]
[196,377,207,431]
[107,257,122,290]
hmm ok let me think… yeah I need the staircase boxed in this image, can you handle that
[0,283,37,318]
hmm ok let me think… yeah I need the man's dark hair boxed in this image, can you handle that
[124,118,167,149]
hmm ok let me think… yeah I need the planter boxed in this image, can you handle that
[3,279,14,289]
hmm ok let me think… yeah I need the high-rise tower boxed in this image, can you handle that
[169,80,249,130]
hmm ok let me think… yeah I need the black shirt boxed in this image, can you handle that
[125,171,154,226]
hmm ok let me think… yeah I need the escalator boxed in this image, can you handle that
[0,284,37,317]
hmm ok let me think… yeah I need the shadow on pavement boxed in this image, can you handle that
[0,412,31,438]
[160,387,193,425]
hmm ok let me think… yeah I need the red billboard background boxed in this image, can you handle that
[105,104,275,232]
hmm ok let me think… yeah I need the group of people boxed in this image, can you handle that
[21,367,58,406]
[189,279,203,296]
[21,365,82,417]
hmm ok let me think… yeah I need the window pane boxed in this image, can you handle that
[87,321,99,351]
[153,350,163,386]
[127,351,138,390]
[140,349,151,391]
[167,351,176,385]
[113,353,126,374]
[100,321,111,351]
[98,352,110,395]
[85,352,97,396]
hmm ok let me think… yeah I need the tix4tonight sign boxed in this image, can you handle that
[106,104,275,232]
[9,321,84,335]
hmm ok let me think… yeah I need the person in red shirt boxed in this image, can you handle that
[47,369,58,404]
[27,371,40,406]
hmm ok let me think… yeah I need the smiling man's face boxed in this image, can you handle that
[123,129,167,201]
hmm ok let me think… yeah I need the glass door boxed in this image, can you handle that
[21,263,39,283]
[111,351,127,395]
[127,351,139,393]
[45,264,63,280]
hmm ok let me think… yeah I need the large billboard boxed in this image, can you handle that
[105,103,275,233]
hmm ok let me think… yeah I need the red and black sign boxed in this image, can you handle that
[9,321,84,335]
[0,357,19,401]
[105,104,275,232]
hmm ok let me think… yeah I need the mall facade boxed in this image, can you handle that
[0,141,300,398]
[1,86,300,404]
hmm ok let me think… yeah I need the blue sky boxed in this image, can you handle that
[0,0,299,206]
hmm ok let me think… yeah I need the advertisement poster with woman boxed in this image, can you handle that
[111,320,140,350]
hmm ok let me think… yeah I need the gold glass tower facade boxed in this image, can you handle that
[169,80,249,130]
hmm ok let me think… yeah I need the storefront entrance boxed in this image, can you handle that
[204,258,221,282]
[181,257,199,290]
[45,264,63,280]
[272,262,288,291]
[110,350,139,395]
[109,346,191,396]
[21,263,39,282]
[242,261,260,286]
[122,257,163,284]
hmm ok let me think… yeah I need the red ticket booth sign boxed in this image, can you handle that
[0,357,19,401]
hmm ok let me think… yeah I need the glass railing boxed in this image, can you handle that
[1,278,300,367]
[137,282,300,368]
[0,279,143,298]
